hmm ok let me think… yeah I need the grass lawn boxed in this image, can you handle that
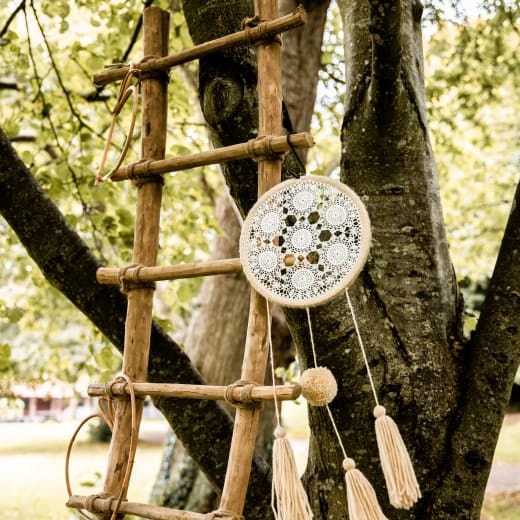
[0,413,518,519]
[0,419,167,520]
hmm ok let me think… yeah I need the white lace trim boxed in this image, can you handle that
[239,175,371,307]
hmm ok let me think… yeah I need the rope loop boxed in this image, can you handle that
[247,136,284,162]
[65,373,138,520]
[240,15,281,46]
[95,63,141,185]
[224,379,260,409]
[117,263,156,293]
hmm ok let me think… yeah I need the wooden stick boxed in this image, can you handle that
[107,132,314,182]
[67,495,240,520]
[102,7,169,504]
[97,258,242,285]
[93,6,307,86]
[219,0,283,515]
[88,382,301,402]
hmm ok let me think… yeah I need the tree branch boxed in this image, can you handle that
[0,127,272,517]
[368,0,402,119]
[436,181,520,517]
[0,0,25,39]
[0,81,19,90]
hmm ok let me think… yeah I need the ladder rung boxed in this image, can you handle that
[93,6,307,86]
[97,258,242,285]
[67,495,240,519]
[108,132,314,181]
[88,381,302,402]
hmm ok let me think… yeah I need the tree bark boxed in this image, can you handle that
[186,0,520,518]
[1,0,519,518]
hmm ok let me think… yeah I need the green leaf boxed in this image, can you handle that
[0,344,11,373]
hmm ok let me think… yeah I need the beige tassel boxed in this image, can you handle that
[344,458,389,520]
[271,426,313,520]
[373,405,421,509]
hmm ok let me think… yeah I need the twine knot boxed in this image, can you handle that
[343,457,356,472]
[224,379,259,409]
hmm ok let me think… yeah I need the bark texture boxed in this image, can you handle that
[185,0,520,518]
[1,0,518,518]
[151,194,250,512]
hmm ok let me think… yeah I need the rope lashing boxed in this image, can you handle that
[117,263,156,293]
[224,379,260,408]
[136,54,169,82]
[95,62,141,185]
[246,135,285,162]
[65,374,139,520]
[241,15,281,46]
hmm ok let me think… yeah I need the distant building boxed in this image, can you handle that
[11,381,74,420]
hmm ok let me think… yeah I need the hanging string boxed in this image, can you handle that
[344,289,421,510]
[266,300,313,520]
[266,302,281,428]
[95,62,141,185]
[344,290,380,406]
[305,305,388,520]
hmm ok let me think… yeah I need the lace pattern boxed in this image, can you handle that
[239,176,371,307]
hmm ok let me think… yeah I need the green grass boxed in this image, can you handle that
[482,493,520,520]
[0,414,518,519]
[0,419,166,520]
[493,419,520,463]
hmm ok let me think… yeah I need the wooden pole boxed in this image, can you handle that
[93,6,306,86]
[67,495,238,520]
[88,382,301,402]
[97,258,242,285]
[101,6,169,503]
[219,0,283,515]
[107,132,313,182]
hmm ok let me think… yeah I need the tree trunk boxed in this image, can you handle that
[1,0,519,518]
[150,193,262,513]
[185,0,520,518]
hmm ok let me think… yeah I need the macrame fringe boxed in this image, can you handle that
[271,426,313,520]
[343,458,389,520]
[374,405,421,509]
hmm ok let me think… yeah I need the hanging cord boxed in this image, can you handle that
[344,289,421,510]
[266,301,313,520]
[95,63,141,185]
[305,306,388,520]
[344,291,380,406]
[305,307,348,460]
[65,374,139,520]
[286,132,307,175]
[266,302,281,427]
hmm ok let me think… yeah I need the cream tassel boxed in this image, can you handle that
[374,405,421,509]
[343,458,389,520]
[271,426,313,520]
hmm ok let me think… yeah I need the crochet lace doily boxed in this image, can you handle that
[239,175,371,307]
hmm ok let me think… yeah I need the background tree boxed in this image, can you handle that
[0,1,519,519]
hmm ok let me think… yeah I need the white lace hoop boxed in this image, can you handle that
[239,175,371,307]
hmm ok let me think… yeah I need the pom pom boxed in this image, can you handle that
[300,367,338,406]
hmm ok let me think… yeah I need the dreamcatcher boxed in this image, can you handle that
[239,175,420,519]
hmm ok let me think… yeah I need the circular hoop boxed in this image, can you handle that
[239,175,371,307]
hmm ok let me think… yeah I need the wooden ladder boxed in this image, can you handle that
[66,2,313,519]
